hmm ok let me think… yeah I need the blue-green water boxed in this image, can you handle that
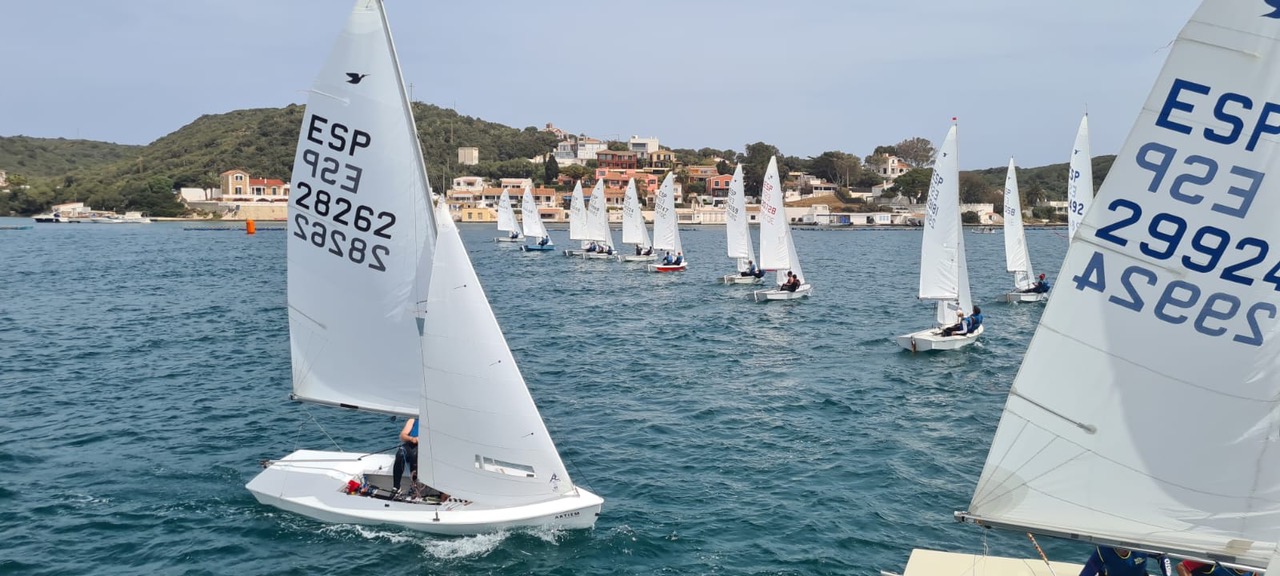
[0,218,1088,575]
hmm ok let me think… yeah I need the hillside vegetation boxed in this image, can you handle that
[0,103,557,216]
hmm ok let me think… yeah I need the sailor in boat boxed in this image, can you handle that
[1080,546,1171,576]
[741,260,766,278]
[587,241,598,253]
[392,418,449,502]
[1176,561,1255,576]
[635,244,643,256]
[508,231,519,240]
[781,271,801,292]
[941,306,982,337]
[1018,273,1051,294]
[538,236,549,246]
[642,246,653,256]
[672,252,683,265]
[662,251,673,265]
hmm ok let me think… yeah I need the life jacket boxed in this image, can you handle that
[968,313,983,330]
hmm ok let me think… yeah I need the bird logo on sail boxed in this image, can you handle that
[345,73,370,84]
[1265,0,1280,18]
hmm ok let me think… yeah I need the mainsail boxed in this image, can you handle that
[520,184,549,239]
[917,125,970,326]
[652,173,682,254]
[724,164,755,272]
[286,0,436,416]
[1067,114,1093,242]
[758,157,803,286]
[496,189,519,236]
[966,2,1280,569]
[567,180,587,241]
[621,179,651,248]
[584,179,614,247]
[1002,159,1035,290]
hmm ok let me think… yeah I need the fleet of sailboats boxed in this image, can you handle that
[246,0,602,534]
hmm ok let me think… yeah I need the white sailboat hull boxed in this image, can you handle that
[581,251,616,260]
[246,450,603,535]
[620,253,657,262]
[722,274,763,285]
[896,324,983,352]
[494,236,523,243]
[885,549,1081,576]
[562,249,584,257]
[752,284,812,301]
[999,291,1047,303]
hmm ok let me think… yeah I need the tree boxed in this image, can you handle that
[852,167,885,189]
[959,172,993,204]
[808,151,861,186]
[606,141,628,151]
[715,159,732,175]
[891,167,932,202]
[543,155,559,185]
[895,137,936,168]
[561,164,592,183]
[741,142,781,195]
[961,211,979,224]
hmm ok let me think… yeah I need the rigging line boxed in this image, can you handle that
[1009,387,1096,433]
[562,453,598,495]
[302,404,344,452]
[1027,533,1060,576]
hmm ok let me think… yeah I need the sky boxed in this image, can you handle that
[1,0,1204,170]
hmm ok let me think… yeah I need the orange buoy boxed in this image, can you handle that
[246,219,256,235]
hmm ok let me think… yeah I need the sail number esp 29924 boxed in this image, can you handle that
[291,114,396,272]
[1071,77,1278,348]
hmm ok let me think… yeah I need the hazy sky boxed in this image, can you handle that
[2,0,1202,170]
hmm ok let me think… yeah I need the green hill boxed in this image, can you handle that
[0,136,141,178]
[0,103,557,216]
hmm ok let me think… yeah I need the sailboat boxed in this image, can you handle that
[647,172,687,272]
[619,178,656,262]
[895,124,982,351]
[580,180,616,259]
[561,180,588,257]
[752,157,811,301]
[997,159,1045,303]
[245,0,602,534]
[519,183,555,252]
[891,2,1280,574]
[494,188,523,243]
[721,164,762,284]
[1066,113,1093,242]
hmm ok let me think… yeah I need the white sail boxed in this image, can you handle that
[758,157,800,286]
[918,125,968,326]
[567,181,587,241]
[496,189,519,234]
[1001,159,1035,290]
[968,3,1280,568]
[420,203,574,507]
[1067,114,1093,241]
[621,179,651,248]
[652,173,682,254]
[724,164,755,272]
[286,0,435,416]
[584,180,614,246]
[520,184,549,239]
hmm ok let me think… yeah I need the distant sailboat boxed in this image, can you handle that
[519,183,554,252]
[494,188,523,243]
[752,157,810,301]
[997,159,1046,303]
[1066,113,1092,242]
[562,180,588,257]
[647,173,687,272]
[892,2,1280,573]
[245,0,602,533]
[721,164,762,284]
[580,180,616,259]
[895,124,982,351]
[619,178,656,262]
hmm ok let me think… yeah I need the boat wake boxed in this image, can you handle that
[321,524,567,559]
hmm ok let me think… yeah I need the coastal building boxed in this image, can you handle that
[628,135,660,159]
[458,147,479,166]
[543,122,569,141]
[872,154,911,180]
[218,170,289,202]
[597,150,638,170]
[595,169,661,196]
[706,174,733,201]
[648,150,675,169]
[498,177,534,191]
[553,134,607,166]
[0,169,6,188]
[178,187,219,203]
[684,165,718,183]
[452,176,486,192]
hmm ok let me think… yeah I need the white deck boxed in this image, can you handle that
[723,274,763,285]
[752,284,812,301]
[999,291,1047,303]
[896,324,983,351]
[888,549,1081,576]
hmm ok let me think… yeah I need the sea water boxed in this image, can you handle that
[0,218,1089,575]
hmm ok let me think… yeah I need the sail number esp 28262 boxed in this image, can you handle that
[1072,78,1279,348]
[291,114,396,272]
